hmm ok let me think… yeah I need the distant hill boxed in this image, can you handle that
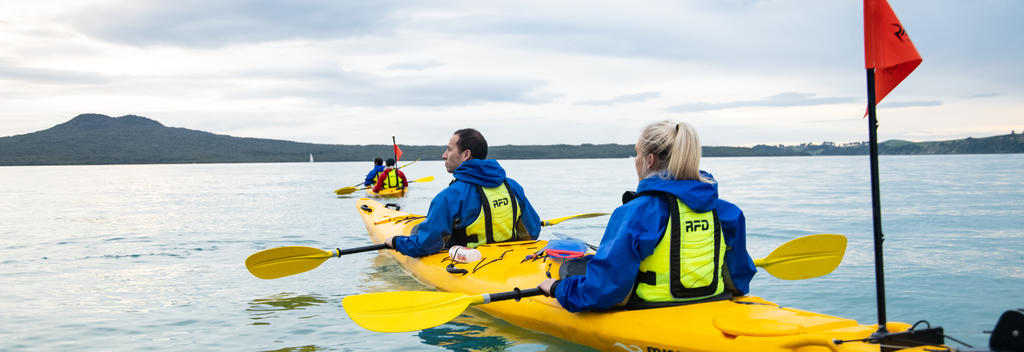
[1,114,1022,166]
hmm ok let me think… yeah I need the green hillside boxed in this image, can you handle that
[1,114,1021,166]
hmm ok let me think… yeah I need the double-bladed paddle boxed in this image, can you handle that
[245,211,612,279]
[335,175,434,195]
[342,234,848,333]
[334,159,421,194]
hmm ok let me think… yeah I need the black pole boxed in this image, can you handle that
[392,136,398,162]
[866,68,888,336]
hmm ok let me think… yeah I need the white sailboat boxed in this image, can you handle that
[309,153,314,162]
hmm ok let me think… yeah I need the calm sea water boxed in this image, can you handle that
[1,155,1021,351]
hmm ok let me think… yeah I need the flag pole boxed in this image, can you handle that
[392,136,398,162]
[865,68,888,336]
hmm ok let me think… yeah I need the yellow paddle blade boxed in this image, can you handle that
[411,175,434,183]
[753,234,847,280]
[334,186,358,195]
[541,212,611,226]
[342,291,482,332]
[245,246,334,280]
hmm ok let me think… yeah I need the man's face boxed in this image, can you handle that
[442,134,470,173]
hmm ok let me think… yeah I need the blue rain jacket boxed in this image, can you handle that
[394,159,542,257]
[553,171,756,312]
[364,165,386,187]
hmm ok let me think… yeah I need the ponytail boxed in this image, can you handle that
[637,120,710,183]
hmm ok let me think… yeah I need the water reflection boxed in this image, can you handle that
[360,254,433,292]
[417,320,509,352]
[417,308,596,352]
[357,254,595,351]
[247,293,327,325]
[261,345,319,352]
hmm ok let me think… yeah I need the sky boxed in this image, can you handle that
[1,0,1021,147]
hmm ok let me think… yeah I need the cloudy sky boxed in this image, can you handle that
[1,0,1020,146]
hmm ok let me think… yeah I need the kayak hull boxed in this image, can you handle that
[355,198,944,352]
[366,187,407,198]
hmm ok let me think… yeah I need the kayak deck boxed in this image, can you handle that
[355,198,946,352]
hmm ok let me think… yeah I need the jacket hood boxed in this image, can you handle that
[453,159,506,187]
[635,170,719,212]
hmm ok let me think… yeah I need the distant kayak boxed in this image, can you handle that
[366,187,406,198]
[353,198,949,352]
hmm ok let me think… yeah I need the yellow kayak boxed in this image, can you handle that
[366,186,407,198]
[355,198,946,352]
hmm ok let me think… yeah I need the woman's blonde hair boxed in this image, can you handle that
[637,120,710,182]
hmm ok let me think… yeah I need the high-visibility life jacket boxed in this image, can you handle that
[380,168,401,189]
[450,181,521,248]
[631,192,727,304]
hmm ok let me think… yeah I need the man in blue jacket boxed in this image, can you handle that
[385,128,542,257]
[363,157,385,187]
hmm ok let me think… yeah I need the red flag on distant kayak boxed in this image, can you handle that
[864,0,922,106]
[393,140,403,162]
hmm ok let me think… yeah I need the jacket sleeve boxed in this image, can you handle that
[364,168,378,186]
[717,199,755,295]
[398,170,408,188]
[394,188,459,257]
[553,198,667,312]
[506,178,541,239]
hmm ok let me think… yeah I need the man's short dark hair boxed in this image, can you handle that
[454,128,487,160]
[374,157,383,165]
[385,158,396,166]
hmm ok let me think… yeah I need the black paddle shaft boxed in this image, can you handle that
[336,243,388,256]
[487,287,545,303]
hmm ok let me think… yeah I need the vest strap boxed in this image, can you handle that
[475,183,495,244]
[637,271,656,286]
[508,181,519,240]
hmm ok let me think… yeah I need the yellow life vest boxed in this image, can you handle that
[460,181,521,248]
[380,168,401,189]
[633,192,726,303]
[372,170,383,185]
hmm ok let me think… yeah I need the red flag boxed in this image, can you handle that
[393,142,403,162]
[864,0,922,105]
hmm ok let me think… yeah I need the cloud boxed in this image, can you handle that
[221,67,557,107]
[337,77,557,106]
[434,13,713,62]
[424,2,865,71]
[387,61,444,71]
[579,92,660,106]
[664,92,858,113]
[960,93,1000,99]
[879,101,942,108]
[0,64,112,84]
[66,0,408,47]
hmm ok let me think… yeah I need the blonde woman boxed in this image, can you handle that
[539,121,755,311]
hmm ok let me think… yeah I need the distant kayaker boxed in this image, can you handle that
[363,157,385,187]
[538,121,756,312]
[372,158,409,193]
[384,128,542,257]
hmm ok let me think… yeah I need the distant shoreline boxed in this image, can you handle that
[2,114,1022,166]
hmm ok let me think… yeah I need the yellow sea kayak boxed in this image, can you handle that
[355,198,946,352]
[366,186,407,198]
